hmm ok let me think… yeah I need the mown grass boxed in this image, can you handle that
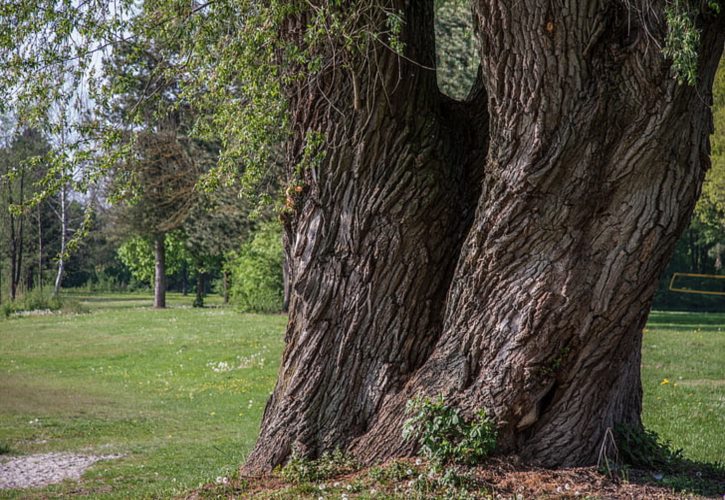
[642,311,725,465]
[0,297,722,498]
[0,292,286,499]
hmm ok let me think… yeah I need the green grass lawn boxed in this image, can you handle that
[642,311,725,464]
[0,292,287,498]
[0,296,722,498]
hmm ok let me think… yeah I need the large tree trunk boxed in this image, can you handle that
[245,0,724,472]
[154,233,166,309]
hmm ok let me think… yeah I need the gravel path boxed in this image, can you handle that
[0,452,122,489]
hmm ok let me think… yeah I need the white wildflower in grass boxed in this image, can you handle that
[206,361,233,373]
[236,352,267,369]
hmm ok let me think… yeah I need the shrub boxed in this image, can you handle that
[230,221,284,313]
[0,289,88,318]
[21,288,62,312]
[402,395,497,467]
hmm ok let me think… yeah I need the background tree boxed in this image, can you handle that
[104,33,205,308]
[229,221,284,313]
[117,232,191,287]
[0,129,52,301]
[182,186,252,307]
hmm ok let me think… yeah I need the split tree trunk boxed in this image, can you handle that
[245,0,724,472]
[154,233,166,309]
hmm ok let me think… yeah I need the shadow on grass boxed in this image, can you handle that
[625,458,725,497]
[648,311,725,328]
[614,424,725,497]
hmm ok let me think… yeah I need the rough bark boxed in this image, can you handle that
[154,233,166,309]
[245,0,724,472]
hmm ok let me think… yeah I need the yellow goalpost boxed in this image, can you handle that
[668,273,725,297]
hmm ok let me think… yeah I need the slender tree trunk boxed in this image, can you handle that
[193,263,205,308]
[9,219,18,301]
[245,0,724,472]
[53,184,68,297]
[9,168,26,301]
[181,263,188,296]
[37,202,43,293]
[25,266,33,292]
[154,233,166,309]
[222,268,230,305]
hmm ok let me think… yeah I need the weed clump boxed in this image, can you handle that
[615,424,684,470]
[1,290,88,318]
[278,447,359,484]
[403,395,497,467]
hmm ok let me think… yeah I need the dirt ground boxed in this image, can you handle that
[188,457,725,499]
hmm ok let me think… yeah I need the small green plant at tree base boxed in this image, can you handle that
[278,447,359,484]
[402,395,497,467]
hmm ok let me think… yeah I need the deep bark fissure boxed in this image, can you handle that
[245,0,724,472]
